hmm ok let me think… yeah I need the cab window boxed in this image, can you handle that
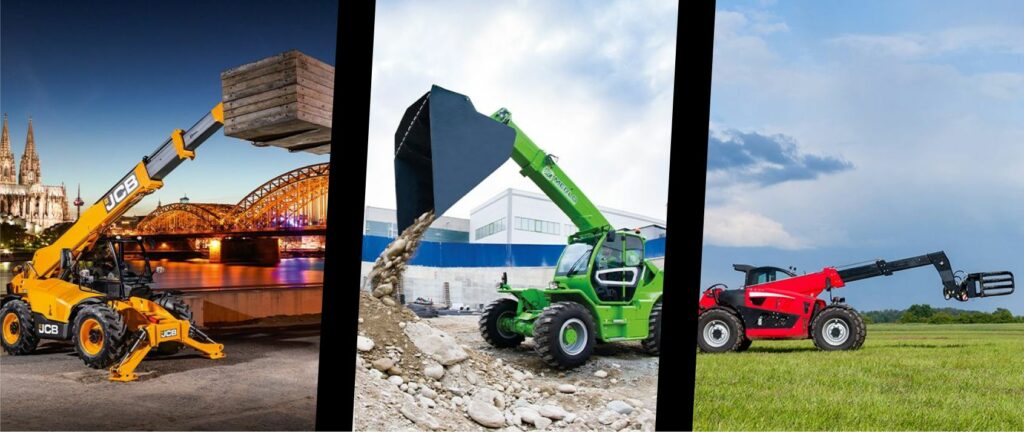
[746,268,792,287]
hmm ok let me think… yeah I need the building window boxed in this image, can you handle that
[475,217,506,240]
[514,217,560,235]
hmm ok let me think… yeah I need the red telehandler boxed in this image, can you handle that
[697,251,1014,352]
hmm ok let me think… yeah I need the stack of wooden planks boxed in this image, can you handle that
[220,50,333,155]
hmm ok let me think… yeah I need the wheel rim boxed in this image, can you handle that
[703,319,730,348]
[79,318,104,355]
[496,311,518,339]
[2,313,20,345]
[823,318,849,346]
[559,318,587,356]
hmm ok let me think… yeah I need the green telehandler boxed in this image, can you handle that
[393,86,663,368]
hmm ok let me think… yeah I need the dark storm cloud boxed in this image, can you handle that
[708,130,853,186]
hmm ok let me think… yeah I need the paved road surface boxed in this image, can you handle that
[1,325,320,430]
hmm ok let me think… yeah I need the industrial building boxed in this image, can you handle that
[363,205,471,243]
[469,188,665,245]
[364,188,666,245]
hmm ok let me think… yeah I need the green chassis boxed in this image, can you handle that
[496,231,664,343]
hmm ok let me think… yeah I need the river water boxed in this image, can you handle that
[0,258,324,292]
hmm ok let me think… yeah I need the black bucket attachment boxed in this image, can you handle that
[393,85,516,233]
[959,271,1015,299]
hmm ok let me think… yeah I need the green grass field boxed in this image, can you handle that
[694,324,1024,430]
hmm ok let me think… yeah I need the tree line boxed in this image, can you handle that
[861,304,1023,324]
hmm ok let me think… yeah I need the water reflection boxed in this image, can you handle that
[0,258,324,291]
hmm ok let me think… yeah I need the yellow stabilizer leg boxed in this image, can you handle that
[109,329,155,382]
[183,322,225,359]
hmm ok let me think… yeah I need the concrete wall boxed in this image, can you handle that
[358,257,665,310]
[179,285,322,326]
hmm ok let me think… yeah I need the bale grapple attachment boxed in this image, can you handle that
[951,271,1015,300]
[394,85,516,233]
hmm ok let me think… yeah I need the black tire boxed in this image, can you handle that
[151,293,195,355]
[0,299,40,355]
[479,298,525,348]
[737,338,753,352]
[72,304,128,369]
[697,308,745,353]
[810,305,866,351]
[533,302,597,369]
[641,300,662,355]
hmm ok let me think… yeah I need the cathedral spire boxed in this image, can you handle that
[19,116,41,185]
[0,113,15,184]
[1,114,10,153]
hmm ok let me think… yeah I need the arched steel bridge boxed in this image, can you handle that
[132,163,329,234]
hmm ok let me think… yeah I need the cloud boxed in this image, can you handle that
[366,1,677,221]
[975,72,1024,100]
[829,26,1024,58]
[707,129,852,186]
[703,207,805,249]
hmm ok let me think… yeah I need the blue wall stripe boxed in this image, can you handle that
[361,235,667,268]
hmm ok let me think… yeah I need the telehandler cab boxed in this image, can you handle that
[1,104,227,381]
[393,86,663,369]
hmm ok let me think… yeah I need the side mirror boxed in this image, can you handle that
[155,266,166,274]
[606,231,616,243]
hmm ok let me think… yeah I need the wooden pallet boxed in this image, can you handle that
[221,50,333,154]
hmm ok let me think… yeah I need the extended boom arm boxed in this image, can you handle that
[491,109,611,235]
[836,251,1014,301]
[13,104,224,284]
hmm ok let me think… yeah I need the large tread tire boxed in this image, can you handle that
[151,293,195,355]
[533,302,597,369]
[479,298,525,348]
[72,304,128,369]
[697,308,745,353]
[811,305,866,351]
[0,299,40,355]
[737,338,753,352]
[641,300,662,355]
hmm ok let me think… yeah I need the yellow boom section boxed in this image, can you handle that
[10,103,224,289]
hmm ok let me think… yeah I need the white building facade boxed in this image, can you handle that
[469,189,665,245]
[363,206,471,242]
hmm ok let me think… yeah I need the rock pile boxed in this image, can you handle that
[355,290,656,431]
[353,210,656,431]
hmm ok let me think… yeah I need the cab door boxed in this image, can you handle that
[591,233,645,302]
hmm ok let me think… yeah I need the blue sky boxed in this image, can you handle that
[704,1,1023,312]
[0,1,334,214]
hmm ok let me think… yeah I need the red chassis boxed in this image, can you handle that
[697,252,1014,353]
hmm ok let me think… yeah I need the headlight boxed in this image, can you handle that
[549,281,559,289]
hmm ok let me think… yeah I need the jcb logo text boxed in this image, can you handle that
[104,174,140,212]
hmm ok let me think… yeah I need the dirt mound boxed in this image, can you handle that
[354,211,656,431]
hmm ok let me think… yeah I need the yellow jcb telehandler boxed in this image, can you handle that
[2,104,227,381]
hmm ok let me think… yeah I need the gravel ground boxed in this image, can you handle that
[431,315,660,412]
[0,320,320,431]
[353,306,660,431]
